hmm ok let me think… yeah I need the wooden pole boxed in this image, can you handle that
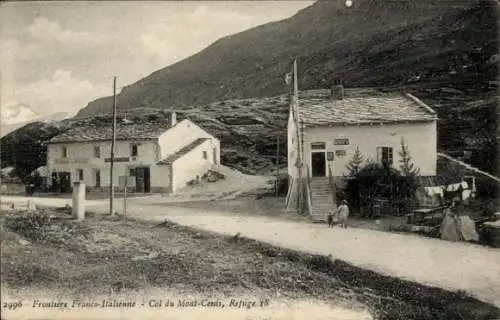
[110,76,117,216]
[293,58,298,101]
[124,176,127,217]
[276,135,280,198]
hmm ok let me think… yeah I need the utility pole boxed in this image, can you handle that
[123,176,128,217]
[109,76,117,216]
[276,135,280,198]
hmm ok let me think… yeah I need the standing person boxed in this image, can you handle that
[337,200,350,228]
[440,197,462,241]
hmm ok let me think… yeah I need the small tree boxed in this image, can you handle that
[341,146,365,209]
[399,138,420,177]
[398,138,421,213]
[344,146,364,178]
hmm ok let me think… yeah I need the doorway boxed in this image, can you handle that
[311,152,326,177]
[52,172,71,193]
[135,167,151,193]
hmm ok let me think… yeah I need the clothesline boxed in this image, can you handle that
[423,181,471,200]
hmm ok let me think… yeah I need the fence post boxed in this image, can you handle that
[72,182,86,220]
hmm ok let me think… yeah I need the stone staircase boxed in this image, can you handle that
[310,177,336,222]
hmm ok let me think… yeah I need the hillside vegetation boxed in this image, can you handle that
[75,0,496,116]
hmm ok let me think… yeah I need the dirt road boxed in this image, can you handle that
[84,198,500,307]
[3,195,500,307]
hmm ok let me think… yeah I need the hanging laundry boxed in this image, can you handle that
[425,187,435,197]
[461,181,469,189]
[436,187,444,199]
[462,189,472,201]
[446,183,461,192]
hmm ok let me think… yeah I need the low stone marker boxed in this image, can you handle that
[72,182,85,220]
[27,200,37,211]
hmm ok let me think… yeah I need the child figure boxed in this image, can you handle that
[327,207,336,228]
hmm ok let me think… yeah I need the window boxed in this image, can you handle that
[311,142,326,150]
[377,147,393,166]
[335,150,346,156]
[94,146,100,158]
[131,144,138,157]
[202,151,208,159]
[62,146,68,158]
[77,169,84,181]
[129,168,136,176]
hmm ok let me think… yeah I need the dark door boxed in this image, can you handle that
[135,167,151,193]
[135,168,144,193]
[143,167,150,193]
[95,170,101,188]
[59,172,71,193]
[311,152,326,177]
[51,172,58,192]
[213,148,217,165]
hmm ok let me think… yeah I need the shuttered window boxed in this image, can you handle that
[377,147,393,166]
[94,146,100,158]
[77,169,84,181]
[131,144,138,157]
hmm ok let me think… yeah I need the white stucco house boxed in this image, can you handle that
[286,85,438,217]
[46,112,220,194]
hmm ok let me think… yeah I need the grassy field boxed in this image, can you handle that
[1,208,499,320]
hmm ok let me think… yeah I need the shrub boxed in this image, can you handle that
[8,211,53,242]
[343,162,419,215]
[475,175,498,199]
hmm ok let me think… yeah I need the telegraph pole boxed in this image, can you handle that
[276,135,280,198]
[109,77,117,216]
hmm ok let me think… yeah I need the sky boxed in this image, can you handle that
[0,1,313,120]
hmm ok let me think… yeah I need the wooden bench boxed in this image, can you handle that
[407,206,449,225]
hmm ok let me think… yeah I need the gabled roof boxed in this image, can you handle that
[296,88,437,126]
[157,138,209,165]
[48,123,171,144]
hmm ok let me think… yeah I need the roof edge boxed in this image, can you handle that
[302,118,437,128]
[47,137,159,145]
[156,137,209,165]
[405,93,437,115]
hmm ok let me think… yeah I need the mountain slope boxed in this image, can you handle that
[2,0,498,181]
[2,103,39,125]
[75,0,496,118]
[1,111,72,138]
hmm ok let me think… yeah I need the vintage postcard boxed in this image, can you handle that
[1,0,499,319]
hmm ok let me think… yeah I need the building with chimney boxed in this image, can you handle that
[286,85,438,219]
[46,112,220,194]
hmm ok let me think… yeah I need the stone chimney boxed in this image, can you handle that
[170,111,177,126]
[330,78,344,100]
[330,84,344,100]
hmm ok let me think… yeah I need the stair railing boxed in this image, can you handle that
[305,164,313,216]
[328,164,337,205]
